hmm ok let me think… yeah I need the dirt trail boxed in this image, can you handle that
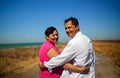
[6,52,119,78]
[95,52,119,78]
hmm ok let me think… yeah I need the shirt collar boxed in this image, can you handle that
[73,31,82,38]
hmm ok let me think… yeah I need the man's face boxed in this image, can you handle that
[64,21,78,38]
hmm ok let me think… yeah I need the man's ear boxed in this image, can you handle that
[76,26,79,31]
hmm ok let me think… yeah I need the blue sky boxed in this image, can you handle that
[0,0,120,44]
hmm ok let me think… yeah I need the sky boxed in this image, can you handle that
[0,0,120,44]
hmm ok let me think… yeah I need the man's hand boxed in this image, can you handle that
[39,62,47,70]
[39,61,42,69]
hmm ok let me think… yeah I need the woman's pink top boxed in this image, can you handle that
[39,41,63,78]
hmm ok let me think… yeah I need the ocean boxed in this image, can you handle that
[0,42,42,48]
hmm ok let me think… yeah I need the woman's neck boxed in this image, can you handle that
[47,41,55,46]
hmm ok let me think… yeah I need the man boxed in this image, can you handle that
[41,17,95,78]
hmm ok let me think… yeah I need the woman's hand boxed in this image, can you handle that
[80,66,89,74]
[63,63,89,74]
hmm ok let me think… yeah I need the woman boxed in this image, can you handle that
[39,26,89,78]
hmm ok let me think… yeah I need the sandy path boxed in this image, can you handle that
[6,52,119,78]
[95,52,119,78]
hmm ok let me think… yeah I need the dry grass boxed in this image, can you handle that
[0,41,120,77]
[92,40,120,72]
[56,42,67,51]
[0,46,40,77]
[58,41,120,70]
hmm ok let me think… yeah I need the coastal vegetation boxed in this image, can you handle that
[92,40,120,73]
[0,40,120,77]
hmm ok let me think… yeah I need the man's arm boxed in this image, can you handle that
[44,43,77,69]
[40,48,89,73]
[39,62,89,73]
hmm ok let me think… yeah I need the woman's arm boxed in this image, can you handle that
[39,48,58,69]
[63,63,89,74]
[40,48,89,73]
[39,62,89,74]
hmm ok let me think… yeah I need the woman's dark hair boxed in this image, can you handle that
[45,26,58,36]
[64,17,79,26]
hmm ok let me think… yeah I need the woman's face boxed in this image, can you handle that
[46,30,59,44]
[65,20,79,38]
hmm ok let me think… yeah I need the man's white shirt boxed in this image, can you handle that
[44,31,95,78]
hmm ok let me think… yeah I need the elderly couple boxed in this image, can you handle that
[39,17,95,78]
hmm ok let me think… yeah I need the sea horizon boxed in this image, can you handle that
[0,40,120,49]
[0,42,42,48]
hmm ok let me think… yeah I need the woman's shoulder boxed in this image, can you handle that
[40,41,54,50]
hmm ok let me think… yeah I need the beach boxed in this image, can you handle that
[0,41,120,78]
